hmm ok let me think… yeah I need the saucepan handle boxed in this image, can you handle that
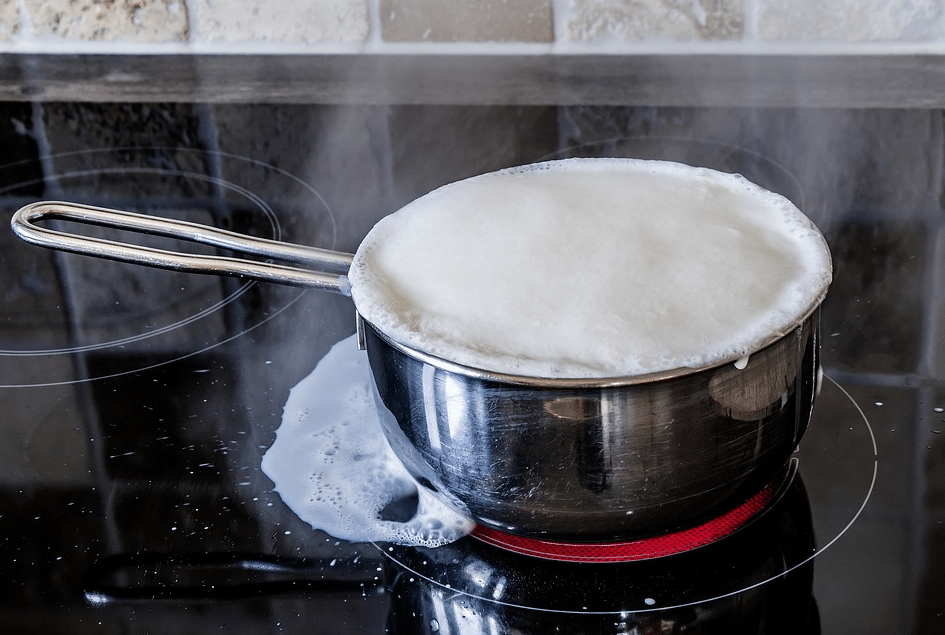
[11,201,354,294]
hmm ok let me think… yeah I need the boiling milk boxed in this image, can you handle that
[348,158,832,378]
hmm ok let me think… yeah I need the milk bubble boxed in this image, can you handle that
[261,335,474,546]
[349,158,832,378]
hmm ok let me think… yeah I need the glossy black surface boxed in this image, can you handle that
[0,101,943,633]
[385,463,818,634]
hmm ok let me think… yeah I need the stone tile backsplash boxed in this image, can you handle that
[193,0,368,44]
[1,0,944,51]
[564,0,744,42]
[21,0,190,42]
[381,0,554,43]
[755,0,945,42]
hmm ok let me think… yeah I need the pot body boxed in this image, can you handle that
[365,311,820,542]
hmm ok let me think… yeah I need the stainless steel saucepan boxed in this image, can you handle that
[11,199,824,542]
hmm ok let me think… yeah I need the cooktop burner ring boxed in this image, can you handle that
[467,459,794,563]
[375,373,878,615]
[0,147,336,387]
[2,168,271,357]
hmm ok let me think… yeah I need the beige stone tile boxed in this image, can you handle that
[193,0,368,43]
[564,0,743,42]
[381,0,553,42]
[24,0,189,42]
[756,0,945,41]
[0,0,20,39]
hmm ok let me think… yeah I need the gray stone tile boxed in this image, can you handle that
[564,0,743,41]
[381,0,553,42]
[757,0,945,42]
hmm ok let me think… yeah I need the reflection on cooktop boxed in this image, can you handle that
[375,374,875,606]
[0,148,332,387]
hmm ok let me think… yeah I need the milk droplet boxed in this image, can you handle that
[261,335,474,547]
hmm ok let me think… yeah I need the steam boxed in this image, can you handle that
[556,105,945,232]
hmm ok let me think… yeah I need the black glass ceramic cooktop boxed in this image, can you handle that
[1,101,943,634]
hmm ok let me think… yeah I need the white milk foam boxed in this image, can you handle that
[261,335,474,546]
[349,158,832,378]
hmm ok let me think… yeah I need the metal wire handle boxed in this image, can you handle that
[11,201,354,294]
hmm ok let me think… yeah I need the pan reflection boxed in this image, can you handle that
[382,463,818,634]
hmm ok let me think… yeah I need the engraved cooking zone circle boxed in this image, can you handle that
[0,148,333,387]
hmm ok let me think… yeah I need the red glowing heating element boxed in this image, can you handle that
[470,482,778,563]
